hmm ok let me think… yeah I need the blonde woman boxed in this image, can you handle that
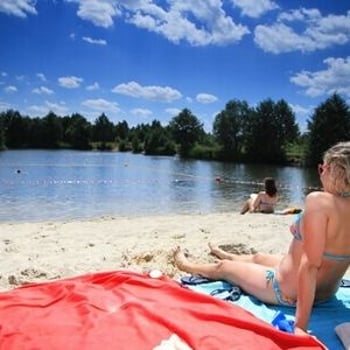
[174,141,350,335]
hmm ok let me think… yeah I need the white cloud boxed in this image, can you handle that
[32,86,54,95]
[86,82,100,91]
[254,8,350,53]
[1,72,7,77]
[230,0,278,18]
[66,0,120,28]
[36,73,47,81]
[82,36,107,45]
[0,100,11,111]
[4,85,17,93]
[290,56,350,98]
[81,98,120,113]
[112,81,182,102]
[196,93,218,104]
[0,0,37,17]
[130,108,153,119]
[126,0,249,46]
[28,101,68,116]
[58,76,83,88]
[165,108,181,116]
[289,103,314,116]
[69,32,76,40]
[66,0,249,46]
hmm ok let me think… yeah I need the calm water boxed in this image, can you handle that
[0,150,321,222]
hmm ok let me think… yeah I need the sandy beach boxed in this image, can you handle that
[0,212,304,292]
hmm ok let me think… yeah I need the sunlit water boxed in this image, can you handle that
[0,150,321,222]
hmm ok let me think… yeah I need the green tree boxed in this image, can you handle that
[306,93,350,166]
[1,109,32,148]
[92,113,115,145]
[0,112,5,150]
[144,120,175,155]
[213,99,251,159]
[65,113,92,150]
[169,108,204,157]
[245,99,299,163]
[115,120,129,140]
[41,111,63,148]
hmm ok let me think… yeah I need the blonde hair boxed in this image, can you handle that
[324,141,350,192]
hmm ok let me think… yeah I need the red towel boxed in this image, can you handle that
[0,271,325,349]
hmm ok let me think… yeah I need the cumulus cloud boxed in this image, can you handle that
[86,82,100,91]
[289,103,314,116]
[82,98,120,113]
[196,93,218,104]
[112,81,182,103]
[0,0,37,17]
[254,8,350,53]
[58,76,83,88]
[126,0,249,46]
[65,0,120,28]
[66,0,249,46]
[165,108,181,116]
[36,73,47,81]
[230,0,278,18]
[130,108,153,119]
[290,56,350,98]
[0,100,11,111]
[82,36,107,45]
[4,85,17,93]
[28,101,68,116]
[32,86,54,95]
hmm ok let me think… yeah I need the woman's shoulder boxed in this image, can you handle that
[305,191,334,211]
[306,191,335,201]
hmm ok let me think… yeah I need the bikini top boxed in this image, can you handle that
[291,211,350,262]
[260,200,274,206]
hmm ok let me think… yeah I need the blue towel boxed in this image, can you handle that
[188,279,350,350]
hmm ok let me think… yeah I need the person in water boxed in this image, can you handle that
[240,177,278,214]
[174,141,350,335]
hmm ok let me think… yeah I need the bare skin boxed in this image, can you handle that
[208,242,282,267]
[241,192,278,214]
[175,142,350,335]
[174,246,279,305]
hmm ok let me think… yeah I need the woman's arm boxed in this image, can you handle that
[250,192,263,212]
[294,192,328,332]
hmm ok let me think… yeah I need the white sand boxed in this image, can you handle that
[0,212,299,291]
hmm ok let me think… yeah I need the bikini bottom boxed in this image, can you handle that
[265,270,296,307]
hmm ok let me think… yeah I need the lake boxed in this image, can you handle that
[0,150,321,222]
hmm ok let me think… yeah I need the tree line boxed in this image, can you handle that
[0,93,349,166]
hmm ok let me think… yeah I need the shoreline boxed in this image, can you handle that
[0,212,296,291]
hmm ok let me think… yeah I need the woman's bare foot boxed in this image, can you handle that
[208,242,236,260]
[173,247,195,273]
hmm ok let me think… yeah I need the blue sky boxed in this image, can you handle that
[0,0,349,133]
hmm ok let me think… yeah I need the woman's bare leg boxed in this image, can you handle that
[208,243,282,267]
[174,247,277,304]
[240,200,249,214]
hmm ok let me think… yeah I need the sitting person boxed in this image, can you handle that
[240,177,278,214]
[174,141,350,335]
